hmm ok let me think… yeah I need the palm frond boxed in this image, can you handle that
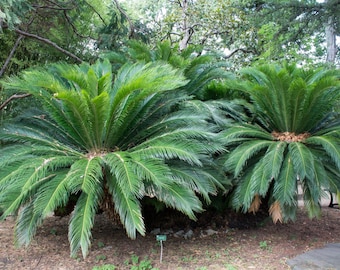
[14,204,43,247]
[262,141,287,184]
[105,62,188,145]
[230,170,254,212]
[273,154,296,205]
[168,164,221,204]
[306,136,340,171]
[105,152,143,197]
[133,139,204,166]
[225,140,272,178]
[33,171,71,217]
[106,173,145,239]
[148,183,203,220]
[68,188,103,258]
[220,125,273,146]
[288,142,315,181]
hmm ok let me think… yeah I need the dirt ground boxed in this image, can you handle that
[1,205,340,270]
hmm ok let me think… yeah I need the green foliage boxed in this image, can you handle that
[0,0,31,30]
[240,0,340,65]
[0,59,224,258]
[102,40,233,100]
[92,264,117,270]
[124,255,158,270]
[219,63,340,222]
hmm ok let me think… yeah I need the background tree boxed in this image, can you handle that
[239,0,340,66]
[0,0,110,77]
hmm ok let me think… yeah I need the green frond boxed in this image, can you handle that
[273,154,296,205]
[327,165,340,192]
[106,174,145,239]
[0,121,85,157]
[288,142,315,181]
[84,91,110,148]
[129,157,172,190]
[133,139,203,166]
[302,187,321,219]
[306,136,340,171]
[249,142,287,197]
[288,77,308,131]
[104,62,188,145]
[54,90,94,148]
[250,160,270,197]
[0,156,71,218]
[225,140,272,178]
[79,157,103,194]
[69,188,103,258]
[220,125,273,145]
[169,164,220,204]
[149,183,203,220]
[14,204,43,247]
[111,62,188,107]
[33,171,71,217]
[262,141,287,184]
[105,152,143,197]
[230,170,254,212]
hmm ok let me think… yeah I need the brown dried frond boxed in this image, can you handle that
[269,201,283,223]
[272,131,310,142]
[248,194,262,214]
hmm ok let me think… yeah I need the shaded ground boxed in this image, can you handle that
[0,205,340,270]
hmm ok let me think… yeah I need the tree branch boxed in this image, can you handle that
[84,1,108,27]
[113,0,134,39]
[224,48,256,59]
[14,28,83,63]
[0,35,24,78]
[0,94,31,111]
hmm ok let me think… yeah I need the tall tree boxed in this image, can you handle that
[0,0,109,77]
[240,0,340,65]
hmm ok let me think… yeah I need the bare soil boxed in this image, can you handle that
[1,205,340,270]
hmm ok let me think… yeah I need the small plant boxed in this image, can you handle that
[97,241,105,248]
[50,228,57,235]
[259,240,271,251]
[224,264,238,270]
[124,254,158,270]
[181,255,196,263]
[92,264,116,270]
[95,254,107,262]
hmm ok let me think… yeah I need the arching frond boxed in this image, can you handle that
[306,136,340,171]
[106,174,145,239]
[288,142,315,181]
[69,187,103,258]
[273,155,296,205]
[225,140,272,177]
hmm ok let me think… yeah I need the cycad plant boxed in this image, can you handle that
[0,60,223,257]
[219,63,340,222]
[103,40,232,100]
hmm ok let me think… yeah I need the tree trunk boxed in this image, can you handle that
[325,16,337,63]
[179,0,192,51]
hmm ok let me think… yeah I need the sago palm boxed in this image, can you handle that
[103,40,232,100]
[0,60,223,257]
[219,63,340,222]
